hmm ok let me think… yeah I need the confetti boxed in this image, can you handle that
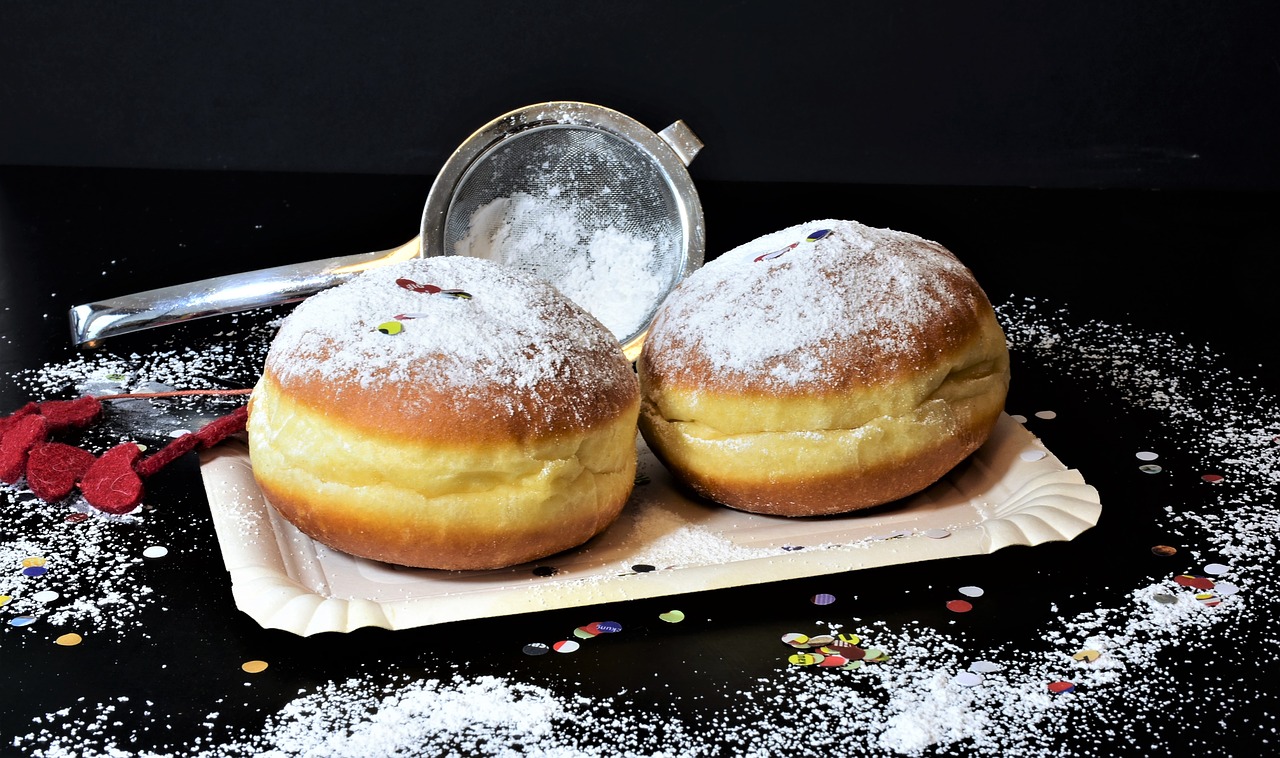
[552,640,580,654]
[521,643,550,656]
[241,660,269,674]
[946,599,974,613]
[142,546,168,559]
[1151,545,1178,557]
[958,586,985,598]
[658,610,685,623]
[810,593,836,606]
[954,671,984,687]
[54,633,82,646]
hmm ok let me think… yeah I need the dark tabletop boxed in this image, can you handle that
[1,165,1277,757]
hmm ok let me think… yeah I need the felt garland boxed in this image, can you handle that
[0,390,251,514]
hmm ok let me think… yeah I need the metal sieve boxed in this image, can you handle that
[68,102,705,360]
[421,102,705,359]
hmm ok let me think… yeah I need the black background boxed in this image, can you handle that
[2,1,1279,190]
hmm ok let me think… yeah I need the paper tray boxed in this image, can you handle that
[199,414,1100,636]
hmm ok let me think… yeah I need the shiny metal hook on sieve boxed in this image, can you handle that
[67,102,705,359]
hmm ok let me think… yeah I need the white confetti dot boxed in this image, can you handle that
[1136,451,1159,461]
[969,660,1003,674]
[1034,410,1057,420]
[954,671,984,687]
[1203,563,1231,576]
[922,529,951,539]
[1019,449,1047,462]
[142,546,169,559]
[959,586,985,598]
[33,590,60,603]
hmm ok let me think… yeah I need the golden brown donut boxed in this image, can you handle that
[247,256,640,570]
[637,219,1010,517]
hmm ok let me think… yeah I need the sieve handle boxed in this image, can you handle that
[657,120,704,166]
[67,236,422,347]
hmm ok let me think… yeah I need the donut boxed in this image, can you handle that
[636,219,1010,517]
[247,256,640,570]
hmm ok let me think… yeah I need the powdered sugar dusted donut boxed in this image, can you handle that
[248,256,640,570]
[637,219,1010,516]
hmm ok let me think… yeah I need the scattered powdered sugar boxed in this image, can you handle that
[643,219,976,389]
[10,295,1280,756]
[2,318,272,633]
[453,193,670,341]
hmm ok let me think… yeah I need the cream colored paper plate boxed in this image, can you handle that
[199,413,1100,636]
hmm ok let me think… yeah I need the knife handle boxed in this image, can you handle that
[68,236,421,346]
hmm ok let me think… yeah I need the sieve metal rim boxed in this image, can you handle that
[419,101,705,359]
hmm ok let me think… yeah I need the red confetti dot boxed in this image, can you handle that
[1174,574,1215,590]
[945,599,974,613]
[1201,474,1224,483]
[1048,680,1076,694]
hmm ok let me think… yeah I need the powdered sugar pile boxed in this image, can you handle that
[454,193,670,341]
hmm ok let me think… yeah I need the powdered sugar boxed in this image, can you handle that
[265,256,631,424]
[643,219,977,388]
[453,193,670,341]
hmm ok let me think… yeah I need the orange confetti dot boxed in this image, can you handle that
[55,633,83,646]
[241,660,269,674]
[1151,545,1178,557]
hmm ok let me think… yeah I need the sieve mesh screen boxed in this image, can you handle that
[442,127,685,340]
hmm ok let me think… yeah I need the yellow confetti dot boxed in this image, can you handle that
[788,652,825,666]
[55,633,83,646]
[21,556,46,568]
[0,595,11,607]
[241,660,269,674]
[1073,649,1101,662]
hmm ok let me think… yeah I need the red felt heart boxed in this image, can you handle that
[0,413,51,484]
[80,442,145,514]
[26,442,98,502]
[0,402,39,438]
[37,396,103,431]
